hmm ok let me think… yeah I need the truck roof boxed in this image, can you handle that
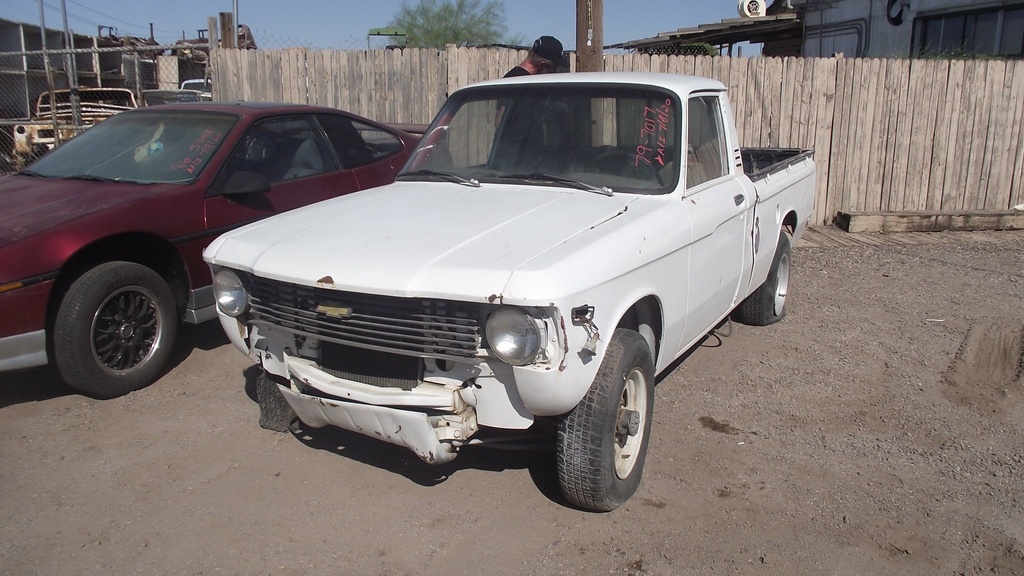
[464,71,727,96]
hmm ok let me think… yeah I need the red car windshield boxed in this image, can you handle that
[25,110,238,184]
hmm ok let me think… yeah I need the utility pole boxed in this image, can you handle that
[575,0,603,72]
[38,0,59,146]
[219,12,236,48]
[60,0,81,132]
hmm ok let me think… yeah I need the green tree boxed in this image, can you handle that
[388,0,520,48]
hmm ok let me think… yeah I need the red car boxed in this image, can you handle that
[0,102,418,398]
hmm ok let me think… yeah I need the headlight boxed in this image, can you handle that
[486,306,546,366]
[213,269,248,317]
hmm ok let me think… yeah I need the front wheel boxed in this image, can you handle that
[54,262,178,399]
[557,329,655,512]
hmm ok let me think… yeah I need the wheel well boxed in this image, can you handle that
[616,296,663,365]
[782,210,798,235]
[45,233,190,342]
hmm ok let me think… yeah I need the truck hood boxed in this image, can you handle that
[205,182,638,301]
[0,174,179,244]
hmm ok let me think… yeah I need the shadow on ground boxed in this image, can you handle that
[227,327,735,511]
[239,363,568,507]
[0,320,230,409]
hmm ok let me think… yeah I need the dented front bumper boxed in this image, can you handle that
[277,381,475,465]
[275,353,479,465]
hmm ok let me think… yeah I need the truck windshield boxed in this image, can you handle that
[399,84,680,194]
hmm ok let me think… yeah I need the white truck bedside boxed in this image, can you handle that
[204,72,816,511]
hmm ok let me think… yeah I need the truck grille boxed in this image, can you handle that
[247,276,485,362]
[320,342,421,390]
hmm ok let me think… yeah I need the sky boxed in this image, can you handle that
[0,1,756,52]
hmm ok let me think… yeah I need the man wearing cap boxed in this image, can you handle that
[504,36,566,77]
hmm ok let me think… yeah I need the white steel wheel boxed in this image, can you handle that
[772,244,791,317]
[614,364,649,480]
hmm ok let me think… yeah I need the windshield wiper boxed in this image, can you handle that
[398,169,480,188]
[16,169,46,178]
[63,174,122,183]
[499,173,613,196]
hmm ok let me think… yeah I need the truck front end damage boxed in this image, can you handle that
[271,355,478,465]
[215,269,567,464]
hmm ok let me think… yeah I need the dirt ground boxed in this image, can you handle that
[2,229,1023,576]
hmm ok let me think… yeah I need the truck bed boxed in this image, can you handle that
[741,148,813,182]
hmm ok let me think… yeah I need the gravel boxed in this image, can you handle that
[1,229,1022,576]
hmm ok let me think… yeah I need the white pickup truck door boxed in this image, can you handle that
[677,94,754,349]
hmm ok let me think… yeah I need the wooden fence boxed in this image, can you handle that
[212,47,1024,226]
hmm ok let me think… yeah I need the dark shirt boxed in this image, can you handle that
[504,66,530,78]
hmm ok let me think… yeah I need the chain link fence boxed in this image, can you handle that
[0,28,213,173]
[0,16,417,174]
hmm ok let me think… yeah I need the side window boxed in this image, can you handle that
[353,120,405,159]
[223,116,332,184]
[318,114,403,169]
[686,95,728,189]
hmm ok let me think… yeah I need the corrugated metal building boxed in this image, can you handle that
[610,0,1024,60]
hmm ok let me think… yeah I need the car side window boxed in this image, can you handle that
[317,114,403,169]
[686,95,728,189]
[223,116,333,184]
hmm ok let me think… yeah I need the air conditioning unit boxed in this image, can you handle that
[737,0,767,18]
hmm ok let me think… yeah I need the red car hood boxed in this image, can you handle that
[0,174,182,245]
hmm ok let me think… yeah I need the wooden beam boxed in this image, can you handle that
[835,211,1024,233]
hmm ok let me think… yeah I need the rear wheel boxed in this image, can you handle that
[557,329,655,511]
[733,231,791,326]
[54,261,177,398]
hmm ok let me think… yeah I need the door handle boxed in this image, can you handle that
[734,194,745,206]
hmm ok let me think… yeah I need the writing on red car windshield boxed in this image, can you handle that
[636,98,672,168]
[173,129,224,174]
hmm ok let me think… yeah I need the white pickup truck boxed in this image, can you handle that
[204,72,815,511]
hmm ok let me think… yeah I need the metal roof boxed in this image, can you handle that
[607,14,803,52]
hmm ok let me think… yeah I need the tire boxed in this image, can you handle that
[557,329,655,511]
[733,231,791,326]
[257,371,297,433]
[54,262,177,399]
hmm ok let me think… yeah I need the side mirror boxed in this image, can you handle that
[222,170,271,196]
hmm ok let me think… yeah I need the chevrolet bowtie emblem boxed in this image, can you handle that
[315,304,353,318]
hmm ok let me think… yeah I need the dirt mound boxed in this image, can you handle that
[944,320,1024,413]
